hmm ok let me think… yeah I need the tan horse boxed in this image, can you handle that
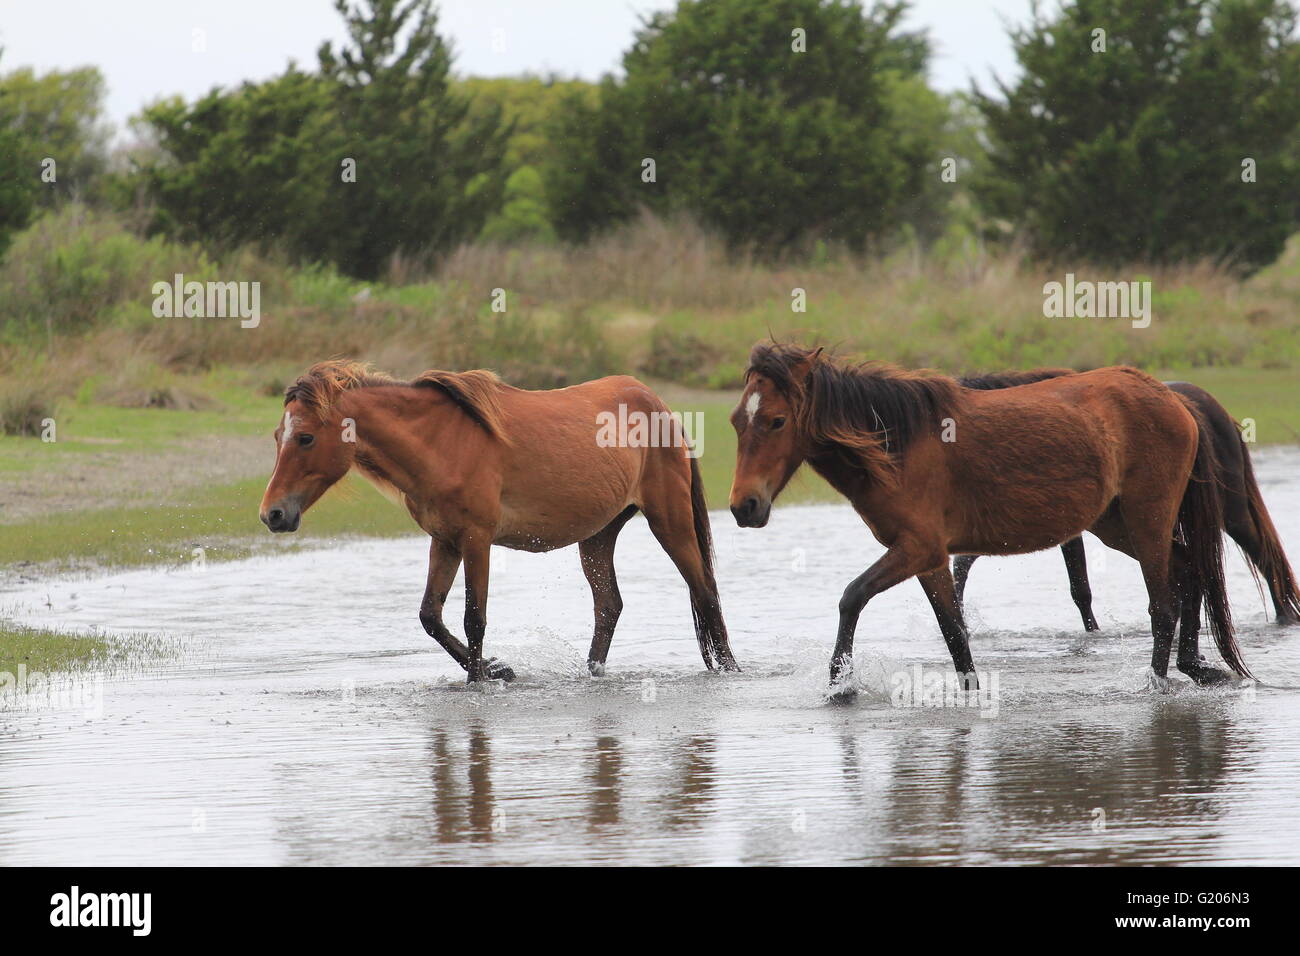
[260,360,738,682]
[727,343,1250,693]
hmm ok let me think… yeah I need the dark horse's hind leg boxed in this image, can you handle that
[1172,543,1233,686]
[955,542,1098,633]
[951,554,976,609]
[580,507,636,676]
[419,537,514,682]
[1060,537,1100,632]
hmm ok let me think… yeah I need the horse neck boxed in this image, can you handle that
[338,386,457,495]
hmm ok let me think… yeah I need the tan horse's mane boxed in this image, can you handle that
[285,359,510,441]
[746,342,958,484]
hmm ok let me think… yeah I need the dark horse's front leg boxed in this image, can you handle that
[419,537,514,682]
[832,543,948,694]
[917,566,977,688]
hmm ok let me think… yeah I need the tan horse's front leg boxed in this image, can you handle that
[461,533,494,683]
[420,536,514,682]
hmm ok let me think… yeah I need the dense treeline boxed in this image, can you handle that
[2,0,1300,276]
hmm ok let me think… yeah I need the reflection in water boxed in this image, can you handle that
[661,735,718,830]
[429,724,496,844]
[848,701,1244,865]
[588,734,622,829]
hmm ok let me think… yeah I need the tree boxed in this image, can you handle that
[139,70,339,255]
[544,0,941,252]
[0,52,36,257]
[974,0,1300,272]
[0,65,111,207]
[316,0,510,276]
[137,0,510,278]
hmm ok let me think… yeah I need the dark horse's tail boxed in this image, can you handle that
[1240,441,1300,623]
[1178,402,1251,678]
[688,454,739,670]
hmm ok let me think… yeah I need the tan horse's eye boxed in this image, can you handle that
[771,416,787,430]
[297,433,315,447]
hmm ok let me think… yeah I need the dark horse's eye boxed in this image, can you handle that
[771,416,787,430]
[297,433,315,447]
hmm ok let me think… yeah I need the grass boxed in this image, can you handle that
[1153,367,1300,444]
[0,621,113,673]
[4,206,1300,405]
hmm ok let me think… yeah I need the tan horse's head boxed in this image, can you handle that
[259,397,355,533]
[728,344,821,527]
[259,362,380,532]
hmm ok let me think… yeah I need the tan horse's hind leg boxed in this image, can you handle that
[638,458,740,672]
[579,506,637,676]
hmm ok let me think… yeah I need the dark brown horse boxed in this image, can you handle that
[728,343,1252,692]
[260,360,739,682]
[953,370,1300,631]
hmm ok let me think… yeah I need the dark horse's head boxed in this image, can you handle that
[729,342,956,528]
[259,361,380,532]
[728,344,821,527]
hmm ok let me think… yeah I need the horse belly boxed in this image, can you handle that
[492,506,616,552]
[951,447,1116,556]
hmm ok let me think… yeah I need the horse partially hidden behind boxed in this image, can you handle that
[259,360,739,682]
[727,342,1252,693]
[953,369,1300,631]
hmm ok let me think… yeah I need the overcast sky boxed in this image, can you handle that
[0,0,1034,138]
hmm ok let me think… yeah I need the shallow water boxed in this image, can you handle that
[2,448,1299,866]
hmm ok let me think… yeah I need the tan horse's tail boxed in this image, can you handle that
[1240,441,1300,623]
[1179,406,1250,678]
[688,454,738,670]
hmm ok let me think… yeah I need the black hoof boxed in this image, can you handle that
[828,658,855,701]
[485,658,516,682]
[467,659,515,682]
[1082,617,1100,632]
[827,683,858,704]
[1181,663,1233,687]
[1277,611,1300,627]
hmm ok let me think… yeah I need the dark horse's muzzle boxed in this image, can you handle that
[731,495,771,528]
[261,500,302,533]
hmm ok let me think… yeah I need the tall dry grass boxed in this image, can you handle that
[1,203,1297,421]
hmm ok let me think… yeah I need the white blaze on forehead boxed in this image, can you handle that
[281,410,295,444]
[745,391,761,423]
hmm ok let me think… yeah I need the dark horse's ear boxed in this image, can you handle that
[790,346,824,385]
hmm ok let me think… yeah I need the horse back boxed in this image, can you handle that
[932,367,1197,554]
